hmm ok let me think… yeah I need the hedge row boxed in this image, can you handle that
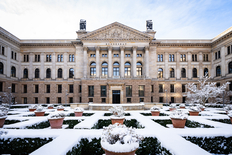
[104,113,131,116]
[184,136,232,154]
[0,138,53,154]
[140,113,168,116]
[67,137,172,155]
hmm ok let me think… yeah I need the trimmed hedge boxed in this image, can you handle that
[4,119,26,125]
[0,138,53,154]
[153,119,214,128]
[68,113,94,117]
[26,121,50,129]
[211,119,231,124]
[91,119,144,129]
[63,120,81,129]
[184,136,232,154]
[104,113,131,116]
[140,113,168,116]
[10,106,28,109]
[67,137,172,155]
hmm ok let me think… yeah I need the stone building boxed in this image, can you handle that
[0,21,232,104]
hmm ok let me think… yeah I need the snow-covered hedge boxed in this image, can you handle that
[101,123,143,153]
[35,105,44,112]
[150,106,160,111]
[57,105,64,109]
[74,107,84,112]
[109,106,125,117]
[189,106,201,112]
[170,110,188,119]
[47,113,65,119]
[29,105,38,109]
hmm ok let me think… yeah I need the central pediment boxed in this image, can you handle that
[79,22,154,41]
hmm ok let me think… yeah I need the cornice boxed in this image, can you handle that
[20,43,74,47]
[212,30,232,47]
[0,27,20,46]
[150,42,212,47]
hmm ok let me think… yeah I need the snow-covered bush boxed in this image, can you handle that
[197,104,205,109]
[35,105,44,112]
[57,105,64,109]
[109,106,125,117]
[224,105,232,112]
[101,123,143,152]
[47,104,54,108]
[74,107,84,112]
[29,105,38,109]
[170,110,188,120]
[170,104,176,108]
[228,111,232,117]
[0,104,9,117]
[189,106,201,112]
[150,106,160,111]
[179,104,185,107]
[48,112,65,119]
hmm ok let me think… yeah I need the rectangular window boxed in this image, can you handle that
[35,85,39,93]
[169,54,171,61]
[101,85,107,97]
[113,67,119,76]
[69,97,73,103]
[218,51,221,58]
[139,98,144,102]
[127,98,131,103]
[11,51,14,59]
[90,67,96,76]
[15,53,17,60]
[58,85,62,93]
[159,97,163,103]
[229,81,232,91]
[182,97,186,103]
[138,85,145,97]
[170,84,174,93]
[23,97,27,104]
[0,82,3,92]
[89,98,93,102]
[57,97,61,104]
[159,84,163,93]
[151,85,154,93]
[101,98,106,103]
[102,67,108,77]
[79,97,82,103]
[46,97,50,104]
[182,84,186,93]
[12,84,15,93]
[23,85,27,93]
[192,54,194,61]
[126,85,132,97]
[215,52,217,60]
[46,85,50,93]
[136,67,142,76]
[228,46,231,55]
[171,97,175,103]
[2,46,4,55]
[79,85,82,93]
[88,86,94,97]
[151,97,153,103]
[69,85,73,93]
[34,97,38,104]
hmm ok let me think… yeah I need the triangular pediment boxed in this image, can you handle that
[80,22,153,41]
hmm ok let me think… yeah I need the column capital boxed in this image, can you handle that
[95,46,100,51]
[120,46,125,51]
[132,46,137,51]
[145,46,149,51]
[107,46,112,51]
[83,46,88,51]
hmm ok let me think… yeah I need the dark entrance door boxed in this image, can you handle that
[112,90,120,104]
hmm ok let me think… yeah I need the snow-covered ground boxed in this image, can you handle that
[1,104,232,155]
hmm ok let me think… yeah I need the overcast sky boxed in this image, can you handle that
[0,0,232,39]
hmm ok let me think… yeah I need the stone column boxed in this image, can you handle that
[52,53,56,79]
[29,53,33,79]
[108,46,112,78]
[199,52,203,77]
[221,46,226,76]
[176,52,180,79]
[187,52,192,79]
[132,46,137,78]
[83,47,88,78]
[96,46,100,78]
[120,46,125,78]
[164,52,168,79]
[75,46,84,79]
[145,46,149,78]
[40,53,45,79]
[63,52,68,79]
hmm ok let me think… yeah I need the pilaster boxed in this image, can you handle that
[132,46,137,78]
[120,46,125,78]
[83,46,88,78]
[108,46,112,78]
[40,53,45,79]
[96,46,100,78]
[221,46,226,76]
[199,52,203,77]
[145,46,149,78]
[52,52,56,79]
[29,53,33,79]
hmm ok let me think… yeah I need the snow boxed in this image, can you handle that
[1,105,232,155]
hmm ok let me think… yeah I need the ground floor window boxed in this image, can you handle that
[88,86,94,97]
[46,97,50,104]
[101,98,106,103]
[126,85,132,97]
[79,97,82,103]
[69,97,73,103]
[139,98,144,102]
[58,97,61,104]
[127,98,131,103]
[138,85,145,97]
[159,97,163,103]
[171,97,175,103]
[34,97,38,104]
[151,97,153,103]
[23,97,27,104]
[182,97,186,103]
[89,98,93,102]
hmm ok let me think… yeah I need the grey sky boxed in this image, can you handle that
[0,0,232,39]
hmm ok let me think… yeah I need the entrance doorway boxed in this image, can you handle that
[112,90,120,104]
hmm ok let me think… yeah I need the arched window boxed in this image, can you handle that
[0,62,3,74]
[228,62,232,74]
[216,66,221,77]
[113,62,119,76]
[193,68,197,78]
[11,66,16,77]
[69,55,72,62]
[69,68,74,78]
[23,68,28,78]
[90,62,96,76]
[136,62,142,76]
[204,68,208,76]
[158,68,163,78]
[58,68,62,78]
[125,62,131,77]
[102,62,108,77]
[46,68,51,78]
[181,68,186,78]
[72,55,74,62]
[170,68,174,78]
[35,68,40,78]
[57,55,60,62]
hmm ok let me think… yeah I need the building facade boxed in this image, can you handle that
[0,21,232,104]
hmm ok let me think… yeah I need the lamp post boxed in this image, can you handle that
[165,89,168,105]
